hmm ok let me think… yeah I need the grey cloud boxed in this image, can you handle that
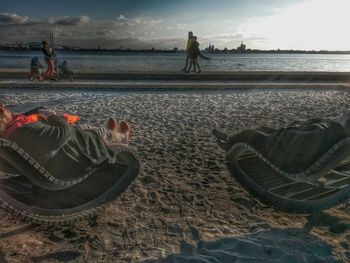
[0,13,91,26]
[245,35,269,41]
[201,33,245,41]
[114,14,163,27]
[0,13,29,24]
[54,15,90,26]
[0,13,249,49]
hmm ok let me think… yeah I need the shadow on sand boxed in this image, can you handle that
[0,250,8,263]
[30,250,82,263]
[145,228,337,263]
[0,224,37,240]
[304,212,350,234]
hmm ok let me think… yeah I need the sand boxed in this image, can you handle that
[0,87,349,262]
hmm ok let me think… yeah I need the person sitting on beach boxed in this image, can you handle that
[213,112,350,174]
[182,31,194,72]
[28,57,44,81]
[186,36,210,73]
[41,40,55,79]
[0,104,131,177]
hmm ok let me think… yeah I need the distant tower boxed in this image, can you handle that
[208,44,215,52]
[237,41,246,52]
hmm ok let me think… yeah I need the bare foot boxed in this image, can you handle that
[107,118,119,131]
[120,121,131,142]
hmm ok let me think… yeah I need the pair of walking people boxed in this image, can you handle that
[182,31,210,73]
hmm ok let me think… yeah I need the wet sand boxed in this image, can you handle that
[0,88,349,262]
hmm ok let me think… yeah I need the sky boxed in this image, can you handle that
[0,0,349,50]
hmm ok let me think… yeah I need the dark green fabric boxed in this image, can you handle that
[228,118,346,173]
[8,115,115,179]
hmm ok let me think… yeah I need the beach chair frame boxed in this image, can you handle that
[0,139,140,225]
[225,140,350,213]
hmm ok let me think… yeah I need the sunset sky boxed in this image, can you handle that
[1,0,350,50]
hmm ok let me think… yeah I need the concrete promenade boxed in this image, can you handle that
[1,69,350,89]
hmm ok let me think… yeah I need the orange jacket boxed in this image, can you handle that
[5,113,80,137]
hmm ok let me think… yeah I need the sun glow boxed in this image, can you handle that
[241,0,350,50]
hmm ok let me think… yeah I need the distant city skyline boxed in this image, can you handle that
[1,0,350,50]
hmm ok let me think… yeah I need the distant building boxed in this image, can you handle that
[236,41,246,52]
[205,43,215,53]
[27,42,42,50]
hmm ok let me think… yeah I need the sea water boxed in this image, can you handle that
[1,50,350,72]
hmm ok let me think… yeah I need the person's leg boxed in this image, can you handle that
[227,129,265,145]
[28,72,34,81]
[39,70,44,81]
[216,129,267,151]
[34,70,41,81]
[50,59,56,79]
[45,59,54,79]
[213,129,228,141]
[182,55,190,71]
[77,119,130,145]
[44,59,51,78]
[191,59,197,72]
[186,61,193,73]
[77,124,120,144]
[196,61,201,73]
[225,129,267,153]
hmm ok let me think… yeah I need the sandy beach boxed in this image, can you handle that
[0,87,349,262]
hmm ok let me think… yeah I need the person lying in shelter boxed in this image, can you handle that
[2,106,130,144]
[0,104,131,179]
[213,112,350,174]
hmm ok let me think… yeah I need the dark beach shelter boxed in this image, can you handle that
[0,139,140,225]
[215,131,350,213]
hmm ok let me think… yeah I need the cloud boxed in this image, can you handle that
[240,0,350,50]
[0,13,29,24]
[117,14,126,21]
[0,13,91,27]
[114,14,163,27]
[54,15,90,26]
[0,12,259,49]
